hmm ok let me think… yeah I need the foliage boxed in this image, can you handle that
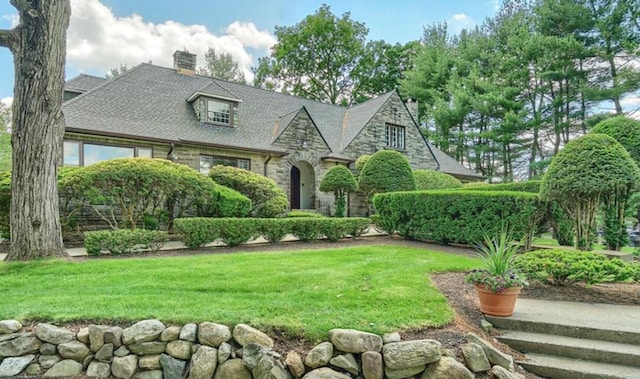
[358,150,415,211]
[317,217,370,242]
[287,210,325,218]
[320,165,357,217]
[209,165,288,218]
[198,46,246,83]
[354,155,370,173]
[373,190,541,245]
[106,63,129,79]
[84,229,167,255]
[541,134,640,250]
[413,169,462,190]
[257,218,295,243]
[591,116,640,164]
[514,249,637,286]
[460,180,541,194]
[0,170,9,238]
[289,218,322,242]
[0,102,10,171]
[199,183,251,219]
[173,218,219,249]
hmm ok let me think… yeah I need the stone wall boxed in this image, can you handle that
[0,319,522,379]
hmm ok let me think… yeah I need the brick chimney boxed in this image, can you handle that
[173,49,197,75]
[405,98,419,123]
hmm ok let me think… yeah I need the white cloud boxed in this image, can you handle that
[447,13,475,34]
[452,13,469,21]
[0,97,12,107]
[2,13,19,28]
[66,0,276,81]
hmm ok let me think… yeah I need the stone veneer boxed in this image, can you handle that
[0,319,522,379]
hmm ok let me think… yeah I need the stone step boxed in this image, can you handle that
[518,353,640,379]
[485,300,640,345]
[497,330,640,367]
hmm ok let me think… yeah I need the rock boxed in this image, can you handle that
[166,340,193,360]
[0,332,28,343]
[180,323,197,342]
[105,326,123,347]
[285,351,305,379]
[466,333,514,370]
[233,323,274,348]
[134,370,163,379]
[39,354,61,369]
[383,332,401,344]
[218,342,232,363]
[89,325,108,352]
[77,327,90,344]
[95,343,114,362]
[83,354,94,369]
[25,363,42,375]
[58,340,91,361]
[160,353,186,379]
[0,334,41,357]
[301,367,351,379]
[385,365,426,379]
[492,365,521,379]
[161,326,181,342]
[382,340,441,370]
[112,355,138,379]
[480,318,493,333]
[361,351,383,379]
[214,358,252,379]
[35,323,75,345]
[328,329,383,353]
[461,342,491,372]
[40,342,57,355]
[420,356,473,379]
[0,320,22,334]
[128,342,167,355]
[243,343,292,379]
[189,345,217,379]
[114,345,130,357]
[0,354,35,376]
[139,354,161,370]
[86,361,112,378]
[442,349,456,358]
[198,322,231,347]
[304,342,333,368]
[122,320,165,344]
[329,354,358,375]
[192,343,201,354]
[43,359,83,377]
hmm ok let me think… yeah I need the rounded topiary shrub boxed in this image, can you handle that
[591,116,640,164]
[320,165,357,217]
[413,169,462,190]
[358,150,415,198]
[209,165,288,218]
[541,133,640,250]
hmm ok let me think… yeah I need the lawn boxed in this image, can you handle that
[533,235,636,253]
[0,245,478,340]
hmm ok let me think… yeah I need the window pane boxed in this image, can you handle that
[207,100,230,124]
[211,157,237,167]
[238,159,250,170]
[399,128,405,149]
[63,141,80,166]
[83,144,134,166]
[137,147,153,158]
[200,156,212,174]
[385,126,390,146]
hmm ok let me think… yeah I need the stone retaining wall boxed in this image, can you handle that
[0,319,522,379]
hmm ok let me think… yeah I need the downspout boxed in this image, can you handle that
[263,154,273,177]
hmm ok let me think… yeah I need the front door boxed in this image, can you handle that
[290,166,301,209]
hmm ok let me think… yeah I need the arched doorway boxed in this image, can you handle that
[290,161,315,209]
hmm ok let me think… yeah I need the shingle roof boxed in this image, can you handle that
[427,141,485,179]
[64,74,108,93]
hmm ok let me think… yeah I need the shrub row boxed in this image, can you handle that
[173,217,371,249]
[84,229,168,255]
[373,190,541,245]
[514,249,638,285]
[461,180,541,194]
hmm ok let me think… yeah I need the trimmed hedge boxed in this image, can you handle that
[413,169,463,190]
[514,249,637,285]
[287,210,325,218]
[460,180,541,194]
[373,190,541,245]
[174,217,371,247]
[84,229,168,255]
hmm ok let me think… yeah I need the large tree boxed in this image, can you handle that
[0,0,71,260]
[198,46,246,83]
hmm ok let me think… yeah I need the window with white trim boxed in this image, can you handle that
[63,140,153,167]
[385,124,405,149]
[199,154,250,174]
[206,99,231,125]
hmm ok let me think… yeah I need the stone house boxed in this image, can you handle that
[62,50,483,216]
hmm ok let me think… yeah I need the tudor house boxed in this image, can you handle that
[61,50,483,216]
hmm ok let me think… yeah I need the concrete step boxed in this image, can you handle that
[518,353,640,379]
[485,300,640,345]
[498,330,640,367]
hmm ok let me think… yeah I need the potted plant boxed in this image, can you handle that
[464,229,528,317]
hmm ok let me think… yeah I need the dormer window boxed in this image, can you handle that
[206,99,231,125]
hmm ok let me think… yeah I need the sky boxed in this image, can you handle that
[0,0,500,105]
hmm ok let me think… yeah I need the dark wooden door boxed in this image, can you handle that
[290,166,300,209]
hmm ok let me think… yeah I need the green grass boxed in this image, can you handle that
[0,245,478,340]
[533,236,635,253]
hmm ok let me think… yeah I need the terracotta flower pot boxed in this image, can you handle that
[475,285,521,317]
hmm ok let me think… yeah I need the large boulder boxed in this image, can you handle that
[160,353,186,379]
[243,343,291,379]
[461,342,490,372]
[198,322,231,347]
[361,351,383,379]
[128,342,167,355]
[180,323,197,342]
[329,354,358,375]
[89,325,109,352]
[382,340,441,370]
[35,324,75,345]
[43,359,83,377]
[95,343,114,363]
[138,354,161,370]
[304,342,333,369]
[420,356,473,379]
[328,329,383,353]
[0,354,34,377]
[112,355,138,379]
[301,367,351,379]
[466,333,514,370]
[58,341,91,361]
[0,320,22,334]
[285,351,305,379]
[166,340,193,360]
[385,364,426,379]
[214,358,252,379]
[0,334,41,357]
[218,342,232,363]
[104,326,124,347]
[122,320,165,345]
[233,324,274,348]
[189,345,217,379]
[161,326,181,342]
[86,361,111,378]
[38,354,61,369]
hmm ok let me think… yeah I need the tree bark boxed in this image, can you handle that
[4,0,70,261]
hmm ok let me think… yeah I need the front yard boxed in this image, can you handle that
[0,245,479,340]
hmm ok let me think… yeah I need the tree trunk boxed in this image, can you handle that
[2,1,71,261]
